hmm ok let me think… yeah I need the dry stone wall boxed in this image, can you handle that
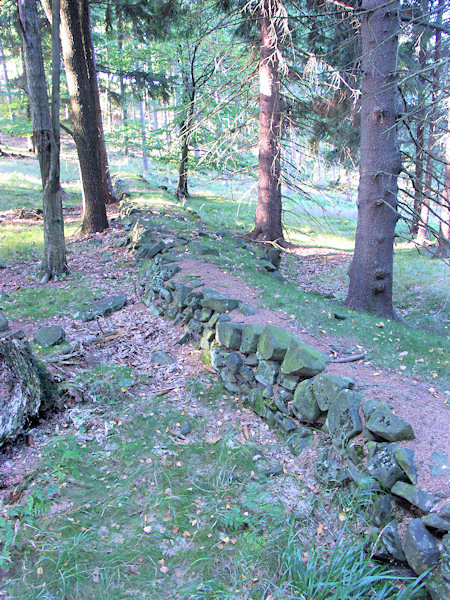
[121,201,449,599]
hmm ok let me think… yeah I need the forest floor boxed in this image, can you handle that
[0,153,449,598]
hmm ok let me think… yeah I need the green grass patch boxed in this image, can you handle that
[1,275,102,322]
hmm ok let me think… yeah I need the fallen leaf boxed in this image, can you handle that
[205,434,221,445]
[242,425,250,440]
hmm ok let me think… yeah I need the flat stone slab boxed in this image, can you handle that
[366,402,415,442]
[391,481,437,513]
[33,325,65,347]
[151,351,175,365]
[281,338,330,377]
[201,292,239,313]
[92,294,127,317]
[312,373,354,411]
[257,325,292,362]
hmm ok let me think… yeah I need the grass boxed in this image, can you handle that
[1,371,426,600]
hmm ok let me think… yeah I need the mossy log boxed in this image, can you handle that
[0,337,56,446]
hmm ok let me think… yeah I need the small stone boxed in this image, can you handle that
[255,360,279,387]
[0,310,9,332]
[370,494,392,527]
[292,380,321,422]
[366,402,415,442]
[177,332,191,345]
[288,428,314,456]
[257,325,293,361]
[239,365,255,383]
[327,389,362,448]
[244,353,258,366]
[394,447,417,484]
[187,318,202,333]
[275,414,297,432]
[92,294,127,318]
[361,398,379,419]
[373,520,405,562]
[238,302,256,316]
[403,518,440,575]
[427,573,450,600]
[391,482,437,513]
[173,285,193,308]
[216,322,244,350]
[313,451,348,485]
[101,253,111,263]
[281,338,330,377]
[248,388,266,417]
[151,351,175,365]
[179,421,191,436]
[225,352,243,375]
[277,373,299,391]
[366,443,406,489]
[198,308,213,322]
[273,396,290,415]
[430,450,449,477]
[442,533,450,582]
[422,513,450,532]
[312,373,354,411]
[33,325,66,347]
[240,324,264,354]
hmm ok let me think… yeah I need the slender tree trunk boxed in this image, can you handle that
[175,66,195,202]
[19,0,67,279]
[345,0,401,318]
[411,0,431,235]
[0,38,13,117]
[436,102,450,258]
[417,8,442,245]
[59,0,108,233]
[116,7,129,158]
[249,4,284,244]
[138,86,150,174]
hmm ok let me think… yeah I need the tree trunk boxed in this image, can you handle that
[249,4,284,244]
[345,0,401,318]
[175,66,195,202]
[411,0,431,236]
[59,0,108,233]
[138,78,150,174]
[116,7,129,158]
[436,102,450,258]
[19,0,67,279]
[417,6,442,245]
[0,38,13,116]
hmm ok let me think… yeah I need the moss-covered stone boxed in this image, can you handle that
[280,339,330,377]
[366,402,415,442]
[327,389,362,447]
[200,292,239,313]
[255,360,279,386]
[240,324,264,354]
[292,380,322,422]
[394,447,417,484]
[257,325,292,361]
[33,325,65,347]
[366,443,405,489]
[391,481,437,513]
[248,388,266,416]
[216,322,244,349]
[403,518,440,575]
[312,373,354,411]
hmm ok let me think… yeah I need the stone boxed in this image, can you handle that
[239,365,255,383]
[177,332,191,345]
[244,353,258,366]
[0,310,9,332]
[422,513,450,532]
[361,398,379,419]
[273,396,290,415]
[198,308,213,322]
[277,373,299,391]
[288,428,314,455]
[370,494,392,527]
[403,518,440,575]
[313,451,348,485]
[173,285,193,308]
[366,402,415,442]
[188,242,219,256]
[439,504,450,520]
[179,421,192,436]
[366,443,406,489]
[238,302,256,316]
[430,450,449,477]
[147,303,164,317]
[101,253,111,263]
[270,271,284,283]
[187,318,202,333]
[312,373,354,411]
[225,352,243,375]
[394,447,417,484]
[216,322,244,349]
[373,520,405,562]
[258,259,277,272]
[442,533,450,581]
[239,324,264,354]
[292,380,322,422]
[278,388,293,403]
[33,325,66,347]
[427,574,450,600]
[248,388,266,417]
[92,294,127,317]
[280,338,330,377]
[255,360,279,387]
[0,338,56,445]
[257,325,292,361]
[391,482,437,513]
[201,329,216,344]
[207,313,221,329]
[275,414,297,432]
[201,292,239,313]
[151,351,175,365]
[327,389,362,448]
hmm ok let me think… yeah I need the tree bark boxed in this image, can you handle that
[436,102,450,258]
[345,0,401,318]
[175,66,195,202]
[19,0,67,279]
[116,7,129,158]
[249,3,284,244]
[59,0,108,233]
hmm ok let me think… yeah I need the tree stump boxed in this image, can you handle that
[0,337,56,446]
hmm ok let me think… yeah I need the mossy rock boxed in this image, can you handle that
[257,325,292,361]
[280,339,330,377]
